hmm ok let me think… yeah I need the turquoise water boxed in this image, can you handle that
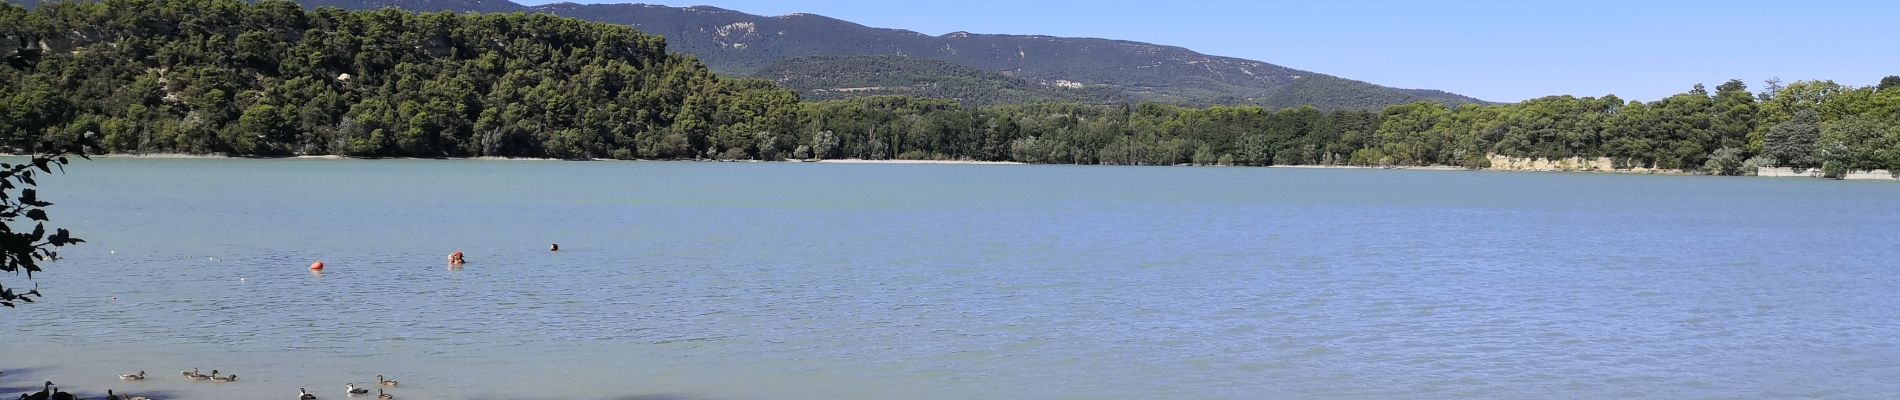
[3,159,1898,399]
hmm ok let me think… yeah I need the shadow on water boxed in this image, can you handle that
[609,395,732,400]
[3,367,180,399]
[0,366,53,394]
[4,367,704,400]
[33,389,183,400]
[469,394,732,400]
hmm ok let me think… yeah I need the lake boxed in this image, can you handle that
[3,159,1898,399]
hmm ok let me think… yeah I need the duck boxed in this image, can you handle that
[346,384,369,395]
[376,389,393,400]
[49,386,75,400]
[298,388,317,400]
[376,375,398,387]
[24,381,51,400]
[105,389,121,400]
[119,370,145,380]
[212,374,238,382]
[181,368,204,379]
[191,369,217,380]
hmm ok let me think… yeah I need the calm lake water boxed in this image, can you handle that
[3,159,1898,399]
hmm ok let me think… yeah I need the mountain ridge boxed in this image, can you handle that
[8,0,1488,109]
[525,1,1487,109]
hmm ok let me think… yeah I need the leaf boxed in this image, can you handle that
[25,209,46,221]
[48,229,77,246]
[20,189,49,207]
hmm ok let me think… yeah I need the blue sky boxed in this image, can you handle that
[518,0,1899,102]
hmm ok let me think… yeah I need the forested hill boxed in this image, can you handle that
[5,0,1896,176]
[0,0,800,159]
[296,0,523,13]
[755,55,1129,106]
[265,0,1486,110]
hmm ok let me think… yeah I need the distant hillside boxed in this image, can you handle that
[757,55,1127,106]
[273,0,1488,110]
[528,3,1487,110]
[296,0,522,13]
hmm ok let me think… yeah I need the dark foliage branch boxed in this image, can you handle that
[0,143,86,308]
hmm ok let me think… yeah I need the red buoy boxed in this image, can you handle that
[309,261,325,270]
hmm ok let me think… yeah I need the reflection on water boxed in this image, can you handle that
[3,159,1899,400]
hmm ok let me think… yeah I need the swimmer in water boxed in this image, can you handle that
[448,251,465,265]
[550,243,559,252]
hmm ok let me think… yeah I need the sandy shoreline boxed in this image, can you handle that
[77,153,567,161]
[12,153,1890,180]
[70,153,1022,164]
[1267,164,1470,171]
[813,159,1022,165]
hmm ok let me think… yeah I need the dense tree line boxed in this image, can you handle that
[2,1,1897,176]
[0,0,796,159]
[790,78,1899,176]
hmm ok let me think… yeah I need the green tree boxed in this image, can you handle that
[1818,114,1900,174]
[1702,147,1746,176]
[811,130,838,160]
[1764,109,1822,168]
[1711,80,1757,152]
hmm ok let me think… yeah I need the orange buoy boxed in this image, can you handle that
[309,261,325,270]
